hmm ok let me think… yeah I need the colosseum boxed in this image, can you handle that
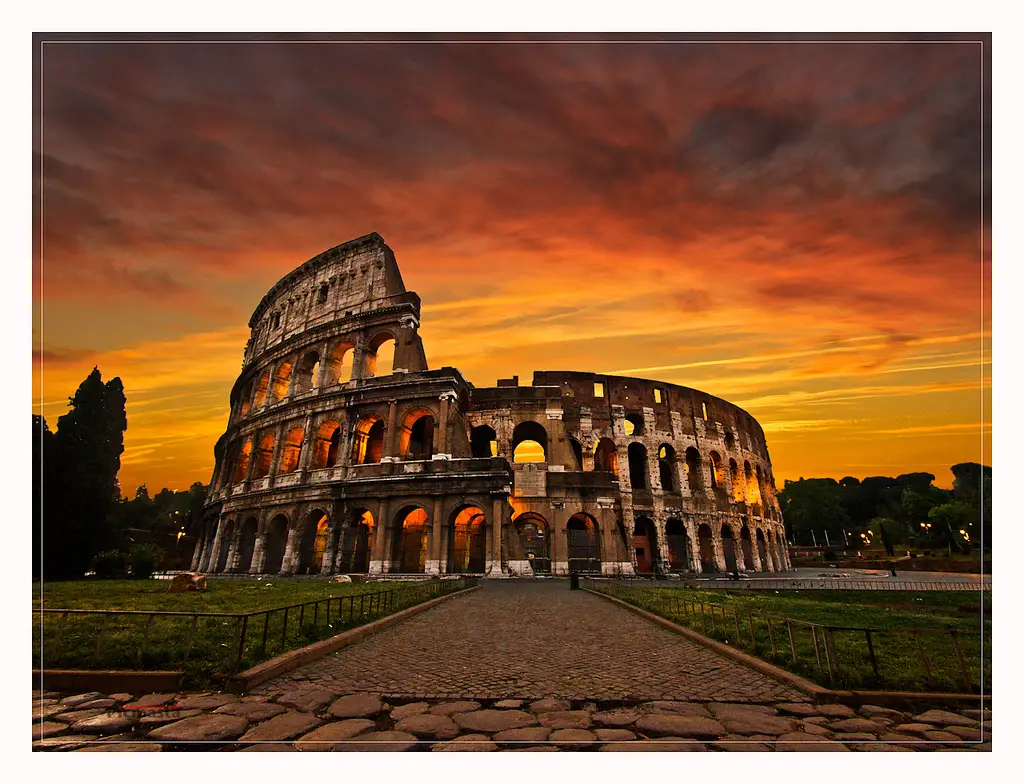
[191,233,791,579]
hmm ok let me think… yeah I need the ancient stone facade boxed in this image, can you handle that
[193,233,790,578]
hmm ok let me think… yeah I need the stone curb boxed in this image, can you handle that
[584,589,989,707]
[33,670,185,695]
[227,585,479,692]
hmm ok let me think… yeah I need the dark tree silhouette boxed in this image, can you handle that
[32,415,56,580]
[43,367,127,578]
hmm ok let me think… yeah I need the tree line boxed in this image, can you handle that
[34,367,209,579]
[777,465,992,555]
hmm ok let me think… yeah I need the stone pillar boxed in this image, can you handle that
[267,423,286,483]
[652,509,671,574]
[687,519,703,574]
[370,498,390,574]
[427,496,444,575]
[250,530,267,574]
[383,399,399,459]
[761,528,775,572]
[710,524,726,572]
[315,339,331,387]
[297,414,316,478]
[225,524,243,573]
[487,495,506,576]
[749,525,763,572]
[550,503,567,576]
[280,524,300,575]
[189,527,205,571]
[351,340,368,382]
[321,520,341,575]
[435,392,456,458]
[285,350,301,400]
[208,517,227,573]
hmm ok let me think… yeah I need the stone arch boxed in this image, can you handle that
[215,519,235,573]
[263,514,289,573]
[740,524,755,570]
[666,518,690,570]
[697,523,715,573]
[366,331,398,378]
[278,426,304,474]
[253,432,275,479]
[709,451,725,490]
[334,509,374,574]
[725,431,736,451]
[238,381,253,418]
[685,447,703,493]
[658,444,676,491]
[296,509,331,575]
[294,349,321,394]
[312,419,342,469]
[392,505,429,573]
[447,505,487,574]
[721,523,738,572]
[233,439,253,483]
[569,438,584,471]
[627,442,649,490]
[325,341,355,385]
[398,408,435,460]
[471,424,497,458]
[633,514,658,573]
[270,360,293,403]
[237,516,258,573]
[512,512,550,574]
[593,437,618,474]
[567,513,601,573]
[624,412,645,436]
[512,420,547,463]
[352,415,385,465]
[745,461,763,506]
[252,370,271,409]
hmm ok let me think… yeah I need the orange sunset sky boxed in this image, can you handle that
[32,34,991,496]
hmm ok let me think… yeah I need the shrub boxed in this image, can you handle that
[93,550,129,579]
[128,543,164,579]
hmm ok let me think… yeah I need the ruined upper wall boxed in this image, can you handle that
[243,233,413,365]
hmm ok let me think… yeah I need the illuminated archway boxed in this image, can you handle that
[312,419,342,469]
[278,426,304,474]
[448,506,487,573]
[567,513,601,573]
[593,438,618,474]
[253,432,275,479]
[470,425,497,458]
[512,421,547,463]
[263,515,289,574]
[296,510,330,575]
[512,513,550,574]
[633,515,657,573]
[666,518,690,570]
[351,415,385,465]
[392,506,429,573]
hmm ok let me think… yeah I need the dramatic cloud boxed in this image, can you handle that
[33,35,991,492]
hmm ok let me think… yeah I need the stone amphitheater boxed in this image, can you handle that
[191,233,791,578]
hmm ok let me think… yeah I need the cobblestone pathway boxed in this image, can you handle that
[252,581,805,702]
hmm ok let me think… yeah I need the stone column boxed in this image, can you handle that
[297,414,315,479]
[315,340,331,387]
[550,503,567,576]
[383,399,399,459]
[351,340,368,382]
[652,509,671,574]
[243,435,259,490]
[427,496,444,575]
[711,524,727,572]
[487,495,506,576]
[370,498,390,574]
[749,524,763,572]
[280,524,301,575]
[267,423,286,483]
[321,519,341,575]
[189,526,205,571]
[687,519,703,574]
[207,517,227,573]
[761,528,775,572]
[225,524,243,573]
[250,529,267,574]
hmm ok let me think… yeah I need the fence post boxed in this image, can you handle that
[733,609,742,645]
[865,630,880,680]
[748,615,756,648]
[811,625,822,670]
[787,621,797,664]
[260,612,270,657]
[235,615,249,668]
[913,632,934,688]
[766,614,777,659]
[823,629,836,683]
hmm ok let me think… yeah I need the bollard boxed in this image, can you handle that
[570,572,580,590]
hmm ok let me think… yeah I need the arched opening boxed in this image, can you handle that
[270,361,293,403]
[312,419,342,469]
[567,513,601,573]
[627,443,648,490]
[335,510,374,574]
[685,447,703,493]
[233,440,253,483]
[740,525,755,570]
[623,413,644,436]
[278,426,304,474]
[296,510,330,575]
[666,518,690,570]
[365,333,397,378]
[392,506,429,573]
[215,520,235,573]
[721,524,738,572]
[593,438,618,474]
[326,342,354,385]
[448,506,487,573]
[399,410,435,460]
[697,523,715,573]
[569,438,584,471]
[294,350,321,394]
[709,451,725,490]
[658,444,676,491]
[756,528,768,571]
[756,466,768,509]
[351,416,385,465]
[745,461,762,506]
[252,370,270,409]
[237,517,258,572]
[725,431,736,451]
[253,432,275,479]
[470,425,497,458]
[512,513,550,574]
[238,382,252,418]
[263,515,289,574]
[633,515,657,573]
[512,421,547,463]
[730,459,743,502]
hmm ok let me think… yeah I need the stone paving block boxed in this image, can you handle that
[454,709,538,733]
[108,693,133,703]
[72,713,136,735]
[494,726,552,745]
[537,710,592,730]
[74,742,162,752]
[892,723,935,736]
[395,714,460,740]
[592,708,641,727]
[924,730,967,742]
[775,702,821,717]
[710,739,772,751]
[595,729,636,742]
[390,702,430,720]
[134,694,177,707]
[294,720,376,751]
[494,699,524,709]
[334,730,420,751]
[642,701,712,717]
[834,732,878,743]
[941,725,985,741]
[913,709,977,727]
[878,732,931,750]
[635,714,726,739]
[600,738,707,751]
[215,702,288,722]
[710,706,796,735]
[147,714,248,742]
[775,732,849,751]
[239,711,321,742]
[428,700,481,716]
[32,733,96,750]
[829,717,887,734]
[507,745,558,751]
[177,694,240,711]
[432,734,497,752]
[961,708,991,721]
[859,705,905,721]
[326,693,382,719]
[530,697,571,713]
[239,743,299,751]
[77,699,118,710]
[816,704,856,719]
[138,709,204,729]
[276,689,338,713]
[60,693,103,708]
[850,743,914,752]
[549,729,597,749]
[33,704,70,721]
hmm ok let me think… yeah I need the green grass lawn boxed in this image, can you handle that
[593,584,990,694]
[34,578,468,687]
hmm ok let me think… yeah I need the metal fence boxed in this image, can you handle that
[34,578,472,677]
[583,579,988,693]
[604,574,990,592]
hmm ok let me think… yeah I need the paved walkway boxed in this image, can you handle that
[251,581,805,702]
